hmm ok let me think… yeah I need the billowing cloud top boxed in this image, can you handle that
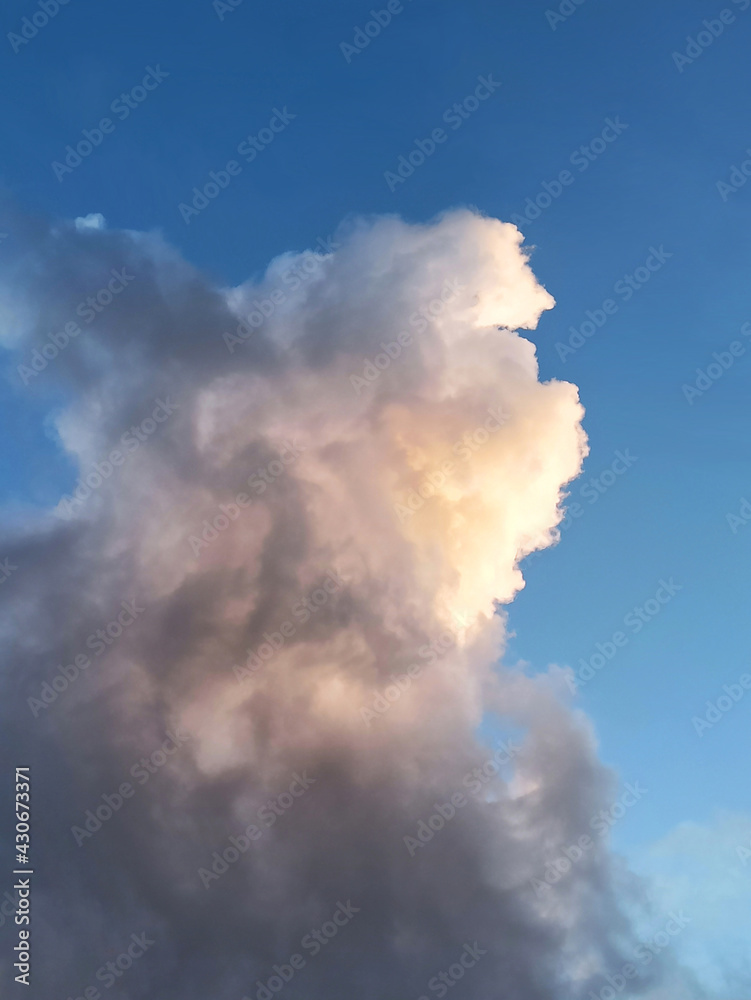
[0,208,668,1000]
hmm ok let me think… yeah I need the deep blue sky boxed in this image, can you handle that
[1,0,750,983]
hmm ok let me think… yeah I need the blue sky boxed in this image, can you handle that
[1,0,750,992]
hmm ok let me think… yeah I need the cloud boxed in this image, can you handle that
[628,811,751,997]
[0,206,665,999]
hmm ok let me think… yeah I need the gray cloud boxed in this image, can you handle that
[0,206,680,1000]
